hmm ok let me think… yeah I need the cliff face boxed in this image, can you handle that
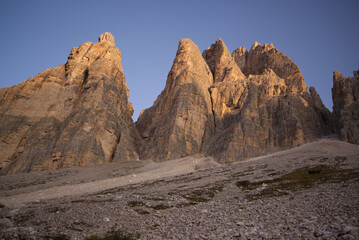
[1,34,348,175]
[203,41,330,162]
[332,70,359,144]
[136,39,332,162]
[0,33,140,174]
[135,39,215,160]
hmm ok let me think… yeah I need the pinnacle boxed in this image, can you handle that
[250,41,261,51]
[98,32,115,46]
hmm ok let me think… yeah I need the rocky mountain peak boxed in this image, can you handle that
[333,70,345,82]
[202,38,245,83]
[135,38,214,160]
[1,35,355,176]
[98,32,115,46]
[250,41,261,51]
[0,33,139,174]
[241,41,307,93]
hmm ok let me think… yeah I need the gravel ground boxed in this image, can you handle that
[0,138,358,240]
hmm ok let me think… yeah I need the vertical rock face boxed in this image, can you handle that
[136,38,331,163]
[309,86,333,132]
[232,46,247,70]
[202,38,246,83]
[203,40,330,162]
[240,41,307,93]
[135,39,215,160]
[332,70,359,144]
[0,35,338,175]
[0,33,140,174]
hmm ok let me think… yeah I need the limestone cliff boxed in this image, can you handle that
[135,39,215,160]
[0,33,140,174]
[332,70,359,144]
[234,41,307,93]
[136,38,332,162]
[0,35,342,174]
[203,40,330,161]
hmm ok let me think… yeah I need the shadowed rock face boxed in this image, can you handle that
[332,70,359,144]
[204,40,330,161]
[0,33,140,174]
[136,39,332,162]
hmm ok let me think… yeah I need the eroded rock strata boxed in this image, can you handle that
[0,33,140,174]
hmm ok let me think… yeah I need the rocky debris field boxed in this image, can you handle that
[1,138,359,239]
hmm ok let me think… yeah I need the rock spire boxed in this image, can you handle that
[0,33,139,174]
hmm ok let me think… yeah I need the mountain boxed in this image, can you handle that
[0,33,140,175]
[135,39,215,160]
[0,33,357,175]
[136,38,332,162]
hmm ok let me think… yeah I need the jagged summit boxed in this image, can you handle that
[0,35,356,175]
[0,33,139,175]
[202,38,245,83]
[135,38,214,160]
[234,41,307,93]
[137,37,332,163]
[98,32,115,46]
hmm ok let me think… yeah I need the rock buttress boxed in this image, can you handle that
[0,33,140,175]
[332,70,359,144]
[135,39,215,160]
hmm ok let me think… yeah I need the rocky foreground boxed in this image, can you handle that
[0,137,358,239]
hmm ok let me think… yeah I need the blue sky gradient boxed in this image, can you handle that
[0,0,358,120]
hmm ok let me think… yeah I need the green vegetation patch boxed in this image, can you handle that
[149,204,171,210]
[181,184,223,203]
[127,201,171,211]
[236,165,359,201]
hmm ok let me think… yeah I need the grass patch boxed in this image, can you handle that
[85,226,140,240]
[236,165,359,201]
[149,204,171,210]
[182,184,223,203]
[127,201,171,211]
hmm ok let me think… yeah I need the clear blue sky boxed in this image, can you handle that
[1,0,358,121]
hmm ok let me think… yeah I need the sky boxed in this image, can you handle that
[0,0,358,121]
